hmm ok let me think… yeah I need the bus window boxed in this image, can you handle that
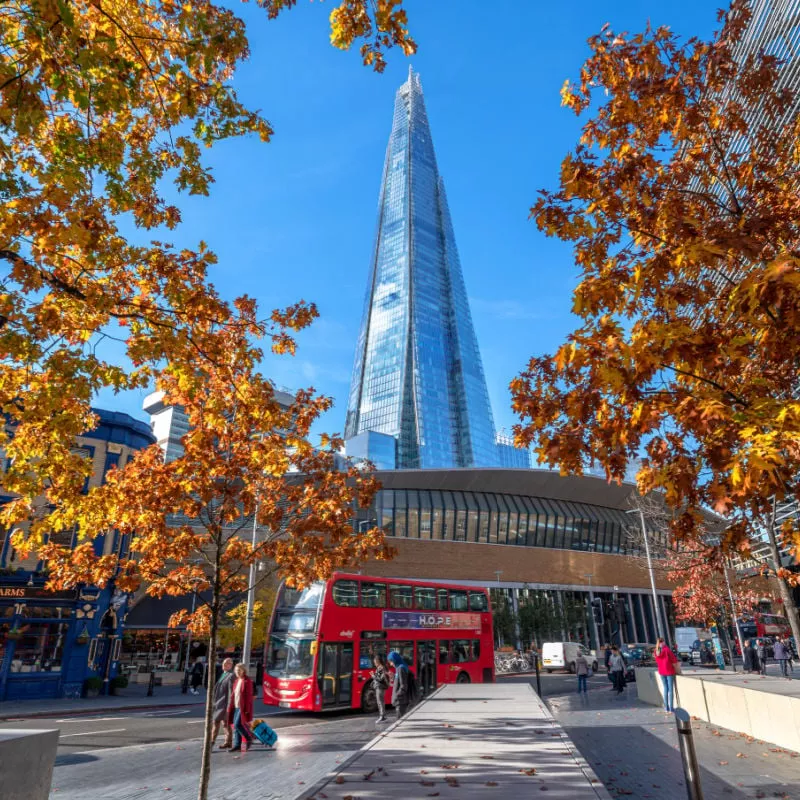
[452,639,471,663]
[332,580,359,607]
[469,591,488,612]
[449,590,468,612]
[414,586,436,610]
[361,582,386,608]
[472,639,480,660]
[388,640,414,667]
[281,582,324,609]
[390,585,413,609]
[266,634,315,679]
[439,640,451,664]
[273,610,317,634]
[359,640,386,668]
[437,588,449,610]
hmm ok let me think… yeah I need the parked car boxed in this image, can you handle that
[541,642,598,674]
[620,643,654,666]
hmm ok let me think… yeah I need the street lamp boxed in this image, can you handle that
[242,504,259,669]
[626,507,667,642]
[723,561,746,669]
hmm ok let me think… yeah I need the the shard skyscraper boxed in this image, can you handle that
[345,68,499,470]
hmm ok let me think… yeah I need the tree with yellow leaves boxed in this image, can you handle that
[511,1,800,647]
[216,582,277,652]
[1,2,414,797]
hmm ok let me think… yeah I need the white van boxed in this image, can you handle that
[541,642,598,674]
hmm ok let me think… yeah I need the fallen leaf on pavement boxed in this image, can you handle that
[519,768,537,776]
[719,761,728,765]
[420,781,435,787]
[334,776,345,784]
[486,782,498,787]
[736,753,747,758]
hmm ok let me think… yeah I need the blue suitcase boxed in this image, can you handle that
[252,721,278,747]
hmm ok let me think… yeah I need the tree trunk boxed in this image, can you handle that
[197,575,221,800]
[764,507,800,650]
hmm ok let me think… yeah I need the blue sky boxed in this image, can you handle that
[100,0,720,438]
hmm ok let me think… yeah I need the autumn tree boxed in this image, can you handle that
[216,581,277,652]
[2,2,414,798]
[511,0,800,648]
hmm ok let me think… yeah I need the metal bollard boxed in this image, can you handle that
[674,708,704,800]
[534,653,542,697]
[181,669,189,695]
[147,669,155,698]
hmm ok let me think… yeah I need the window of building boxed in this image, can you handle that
[361,582,386,608]
[414,586,436,610]
[7,621,69,673]
[407,491,419,539]
[419,490,432,540]
[390,585,413,609]
[332,580,359,607]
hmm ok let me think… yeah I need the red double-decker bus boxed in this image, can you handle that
[738,613,792,640]
[262,573,494,712]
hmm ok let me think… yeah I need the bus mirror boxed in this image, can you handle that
[310,641,318,655]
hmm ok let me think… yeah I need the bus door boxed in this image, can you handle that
[318,642,353,707]
[417,640,437,696]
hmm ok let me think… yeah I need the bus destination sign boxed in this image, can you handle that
[382,611,481,631]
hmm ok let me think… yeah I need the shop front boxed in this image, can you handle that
[0,579,128,701]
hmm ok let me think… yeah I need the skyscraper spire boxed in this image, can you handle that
[345,73,498,469]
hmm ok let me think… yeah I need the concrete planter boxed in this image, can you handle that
[0,729,59,800]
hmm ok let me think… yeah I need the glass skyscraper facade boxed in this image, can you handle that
[345,68,499,469]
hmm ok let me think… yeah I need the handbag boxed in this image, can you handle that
[673,661,682,675]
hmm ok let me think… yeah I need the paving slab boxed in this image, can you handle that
[299,682,612,800]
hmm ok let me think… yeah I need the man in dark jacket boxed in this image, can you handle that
[211,658,234,748]
[756,639,768,675]
[742,640,759,674]
[388,651,410,718]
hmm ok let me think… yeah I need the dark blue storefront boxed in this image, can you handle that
[0,407,153,702]
[0,578,128,701]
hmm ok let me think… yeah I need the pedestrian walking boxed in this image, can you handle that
[604,644,613,686]
[211,658,235,749]
[575,650,589,694]
[190,658,204,695]
[653,638,679,712]
[388,651,410,719]
[609,646,626,693]
[742,639,760,674]
[371,653,390,724]
[756,639,768,675]
[228,662,256,752]
[773,637,791,678]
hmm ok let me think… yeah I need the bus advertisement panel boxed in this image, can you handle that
[263,574,494,713]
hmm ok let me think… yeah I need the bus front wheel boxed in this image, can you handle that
[361,683,378,714]
[456,672,471,684]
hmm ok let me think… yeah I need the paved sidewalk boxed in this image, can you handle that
[300,682,612,799]
[0,684,204,720]
[548,683,800,799]
[679,665,800,697]
[48,713,374,800]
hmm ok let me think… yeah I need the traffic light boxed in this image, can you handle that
[591,598,604,625]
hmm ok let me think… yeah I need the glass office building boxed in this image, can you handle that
[345,68,499,469]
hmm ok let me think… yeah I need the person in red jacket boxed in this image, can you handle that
[228,663,255,752]
[653,637,679,713]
